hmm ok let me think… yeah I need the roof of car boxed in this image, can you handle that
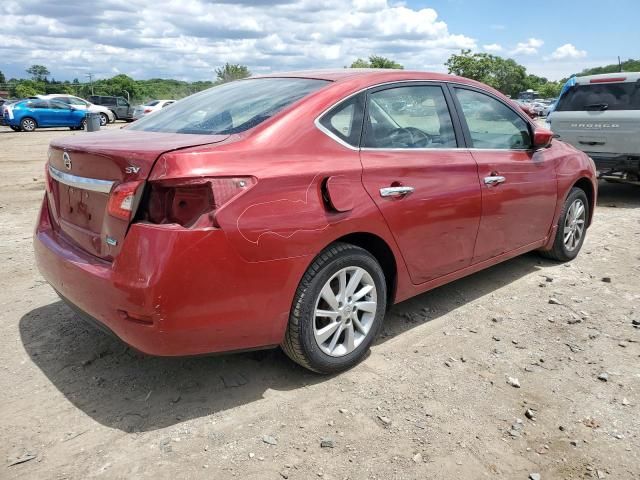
[576,71,640,84]
[252,68,474,85]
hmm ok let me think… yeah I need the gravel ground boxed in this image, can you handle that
[0,124,638,480]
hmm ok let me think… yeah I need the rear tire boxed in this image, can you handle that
[282,242,387,374]
[20,117,36,132]
[10,125,21,132]
[98,113,108,126]
[540,187,589,262]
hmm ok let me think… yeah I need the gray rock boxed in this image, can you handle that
[377,415,392,426]
[412,452,423,463]
[525,409,535,420]
[529,474,541,480]
[262,435,278,446]
[507,377,521,388]
[601,277,612,283]
[320,438,335,448]
[548,297,562,305]
[221,372,248,388]
[632,319,640,326]
[597,372,609,382]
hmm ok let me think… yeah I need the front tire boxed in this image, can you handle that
[20,117,37,132]
[282,243,387,374]
[541,187,589,262]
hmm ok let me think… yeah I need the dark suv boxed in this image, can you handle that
[88,95,134,121]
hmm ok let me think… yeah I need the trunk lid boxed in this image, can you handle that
[46,129,229,260]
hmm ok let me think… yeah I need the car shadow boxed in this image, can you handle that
[596,180,640,209]
[19,251,552,433]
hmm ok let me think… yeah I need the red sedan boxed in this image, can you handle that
[34,70,597,373]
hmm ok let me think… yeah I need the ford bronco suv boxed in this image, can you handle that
[549,72,640,182]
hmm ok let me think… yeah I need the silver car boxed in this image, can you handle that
[38,94,115,126]
[549,72,640,180]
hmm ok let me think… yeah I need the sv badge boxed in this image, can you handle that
[124,165,141,174]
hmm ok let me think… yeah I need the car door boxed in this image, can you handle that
[450,86,557,263]
[359,83,482,284]
[48,100,74,126]
[27,99,51,126]
[116,97,130,118]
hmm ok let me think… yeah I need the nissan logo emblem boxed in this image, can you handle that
[63,152,72,170]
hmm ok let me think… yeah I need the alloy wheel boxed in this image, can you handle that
[21,119,35,132]
[563,198,586,251]
[313,266,377,357]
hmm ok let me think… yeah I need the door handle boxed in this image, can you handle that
[380,186,414,197]
[484,175,506,186]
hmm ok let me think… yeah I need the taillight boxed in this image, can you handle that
[107,181,144,220]
[144,108,153,113]
[141,177,255,228]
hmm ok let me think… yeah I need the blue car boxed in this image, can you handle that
[3,98,87,132]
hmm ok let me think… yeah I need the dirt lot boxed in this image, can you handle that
[0,124,638,480]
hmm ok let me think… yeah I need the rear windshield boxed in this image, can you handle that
[555,82,640,111]
[128,78,329,135]
[145,100,160,107]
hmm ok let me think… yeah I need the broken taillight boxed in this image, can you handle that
[141,177,255,228]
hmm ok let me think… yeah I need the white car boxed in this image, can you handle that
[132,99,176,120]
[37,94,115,126]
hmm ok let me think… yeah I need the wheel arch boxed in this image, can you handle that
[330,232,398,305]
[572,177,595,226]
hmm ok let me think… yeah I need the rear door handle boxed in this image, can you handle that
[380,186,414,197]
[484,175,506,186]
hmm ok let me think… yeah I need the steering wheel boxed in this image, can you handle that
[387,127,432,148]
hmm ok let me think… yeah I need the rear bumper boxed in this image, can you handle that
[34,197,309,356]
[587,153,640,173]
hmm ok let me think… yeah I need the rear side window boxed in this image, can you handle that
[26,100,48,109]
[454,88,531,150]
[129,78,329,135]
[318,93,365,147]
[556,82,640,111]
[101,97,116,106]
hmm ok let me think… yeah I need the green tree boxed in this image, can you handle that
[26,65,50,82]
[0,70,6,84]
[349,55,403,69]
[538,82,562,98]
[215,63,251,83]
[569,58,640,78]
[445,49,527,97]
[14,80,43,97]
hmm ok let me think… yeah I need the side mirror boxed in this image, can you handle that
[533,128,553,149]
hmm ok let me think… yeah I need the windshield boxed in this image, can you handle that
[128,78,329,135]
[555,82,640,111]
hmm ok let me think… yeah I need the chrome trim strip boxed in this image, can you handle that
[48,164,114,193]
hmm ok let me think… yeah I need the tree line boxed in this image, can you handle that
[1,56,637,102]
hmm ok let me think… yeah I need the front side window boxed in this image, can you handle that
[117,97,128,107]
[68,97,88,106]
[50,100,69,109]
[130,78,329,135]
[318,93,364,147]
[454,88,531,150]
[363,85,457,149]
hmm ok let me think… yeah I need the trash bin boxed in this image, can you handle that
[85,112,101,132]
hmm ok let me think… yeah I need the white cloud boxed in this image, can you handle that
[0,0,477,81]
[511,38,544,56]
[483,43,503,53]
[550,43,587,60]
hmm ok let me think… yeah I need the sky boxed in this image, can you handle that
[0,0,637,82]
